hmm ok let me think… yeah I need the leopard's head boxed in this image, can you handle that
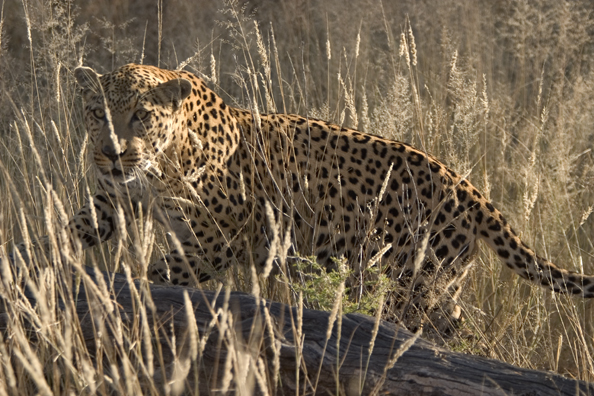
[74,64,192,185]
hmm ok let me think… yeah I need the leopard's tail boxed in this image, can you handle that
[478,202,594,298]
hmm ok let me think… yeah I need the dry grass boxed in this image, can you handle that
[1,0,594,393]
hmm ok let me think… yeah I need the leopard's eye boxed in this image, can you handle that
[92,108,105,119]
[134,109,149,121]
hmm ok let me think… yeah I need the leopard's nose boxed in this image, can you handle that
[102,145,126,162]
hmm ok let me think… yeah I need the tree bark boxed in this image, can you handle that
[2,266,593,395]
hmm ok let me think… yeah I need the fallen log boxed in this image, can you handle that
[1,265,592,395]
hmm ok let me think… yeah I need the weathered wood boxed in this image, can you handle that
[2,266,593,395]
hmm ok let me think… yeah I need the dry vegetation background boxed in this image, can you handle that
[1,0,594,393]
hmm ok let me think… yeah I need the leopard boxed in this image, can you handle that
[13,63,594,334]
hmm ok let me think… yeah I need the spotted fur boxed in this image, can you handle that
[26,64,594,332]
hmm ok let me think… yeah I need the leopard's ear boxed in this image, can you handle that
[151,78,192,111]
[74,66,102,93]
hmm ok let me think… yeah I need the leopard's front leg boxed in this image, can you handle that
[13,192,118,262]
[147,235,240,286]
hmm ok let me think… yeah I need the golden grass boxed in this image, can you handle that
[0,0,593,393]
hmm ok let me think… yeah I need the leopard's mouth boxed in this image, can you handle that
[99,164,128,177]
[98,160,158,185]
[98,164,137,183]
